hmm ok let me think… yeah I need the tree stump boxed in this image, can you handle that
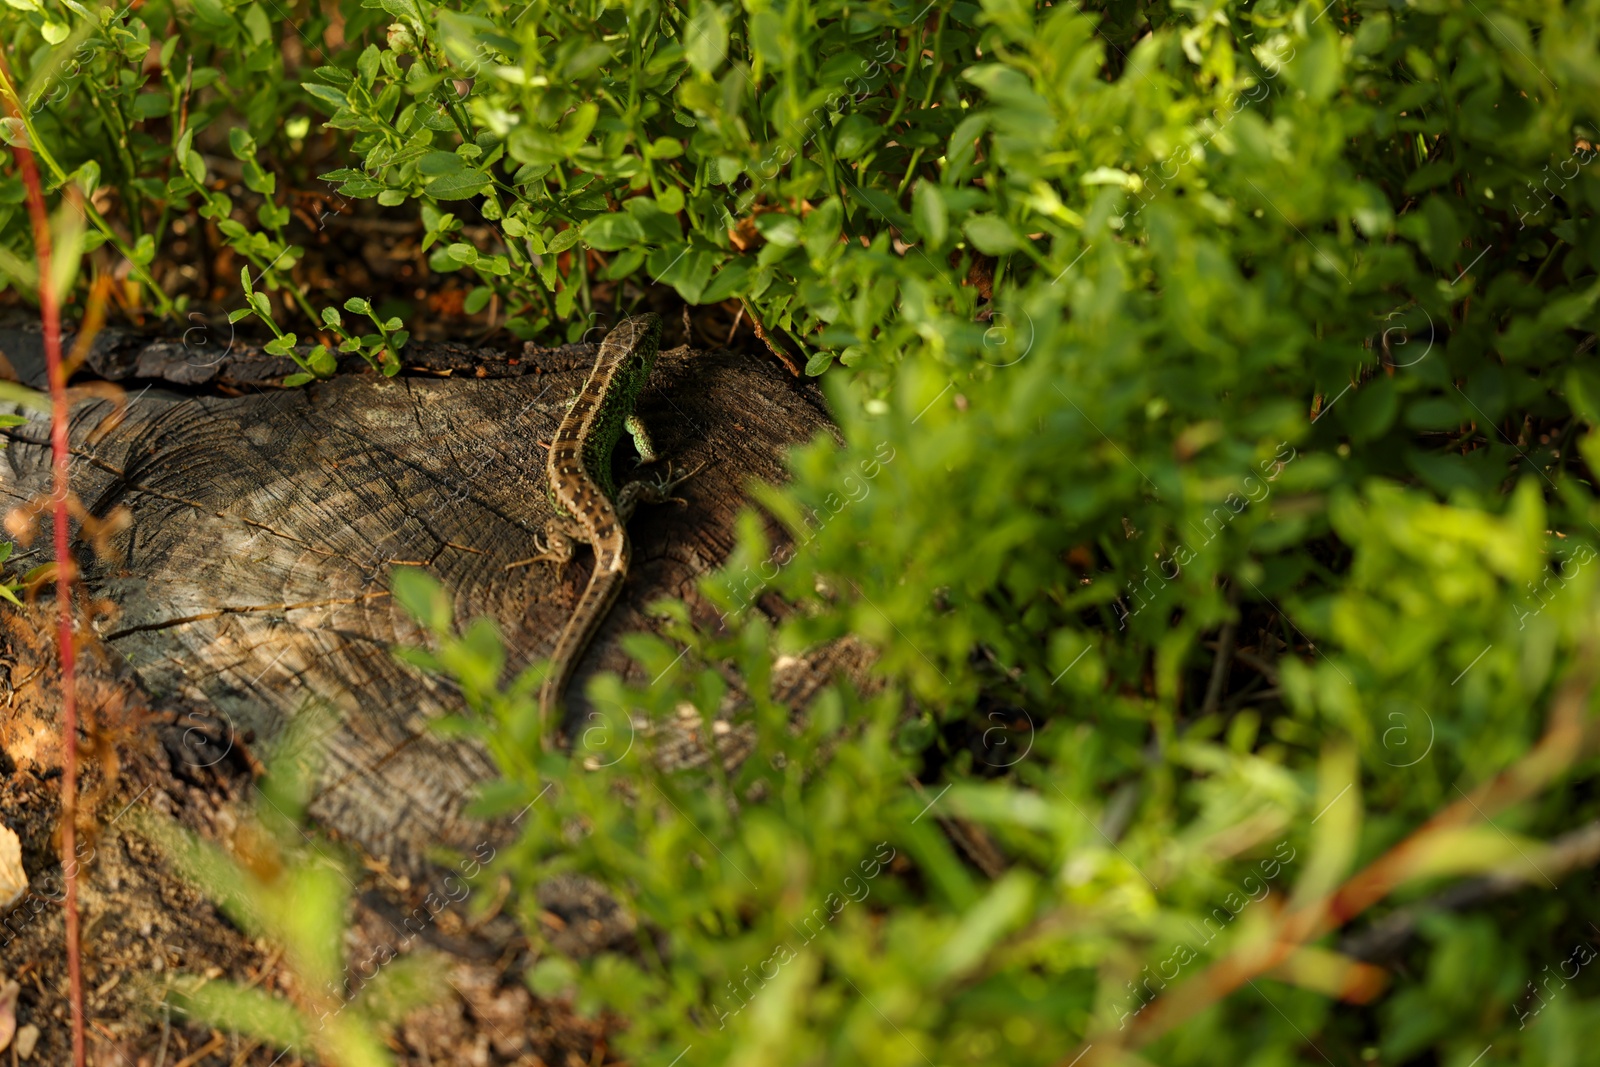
[0,321,865,1065]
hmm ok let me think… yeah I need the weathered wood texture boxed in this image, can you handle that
[0,325,846,875]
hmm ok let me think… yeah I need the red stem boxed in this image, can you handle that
[10,128,86,1067]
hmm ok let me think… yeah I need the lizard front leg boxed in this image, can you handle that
[505,514,587,572]
[614,460,703,523]
[624,412,659,465]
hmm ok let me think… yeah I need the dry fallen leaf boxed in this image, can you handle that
[0,978,19,1053]
[0,824,24,912]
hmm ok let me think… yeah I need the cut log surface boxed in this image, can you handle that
[0,324,843,874]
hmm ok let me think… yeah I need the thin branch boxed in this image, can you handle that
[2,52,86,1066]
[1342,817,1600,962]
[1061,642,1599,1066]
[1200,585,1238,718]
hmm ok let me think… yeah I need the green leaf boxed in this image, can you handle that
[963,214,1021,254]
[582,213,646,251]
[1342,376,1399,442]
[685,3,728,76]
[625,198,683,244]
[418,150,467,175]
[425,168,492,200]
[358,44,381,88]
[833,115,882,160]
[804,349,834,375]
[183,144,206,185]
[603,248,647,280]
[754,213,801,247]
[547,227,580,254]
[913,181,948,249]
[391,566,451,633]
[700,258,752,303]
[169,981,310,1049]
[301,82,349,112]
[529,957,578,997]
[0,381,47,412]
[648,244,715,303]
[228,127,257,160]
[655,185,685,215]
[243,160,277,196]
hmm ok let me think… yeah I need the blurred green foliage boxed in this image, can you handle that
[139,710,440,1067]
[6,0,1600,1062]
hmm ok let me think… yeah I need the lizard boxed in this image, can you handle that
[508,312,696,735]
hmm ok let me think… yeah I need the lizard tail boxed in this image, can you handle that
[538,561,627,741]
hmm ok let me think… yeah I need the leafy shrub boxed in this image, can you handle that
[6,0,1600,1063]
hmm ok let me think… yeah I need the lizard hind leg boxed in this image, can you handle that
[615,459,705,521]
[504,519,582,574]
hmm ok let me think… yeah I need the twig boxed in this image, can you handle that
[4,69,86,1067]
[153,1004,171,1067]
[241,944,284,991]
[1203,641,1279,685]
[1342,817,1600,961]
[906,776,1008,878]
[740,297,801,376]
[170,1031,226,1067]
[1062,642,1600,1066]
[1200,588,1238,717]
